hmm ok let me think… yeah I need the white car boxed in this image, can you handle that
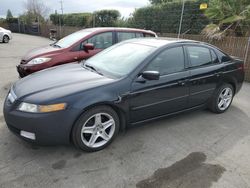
[0,27,12,43]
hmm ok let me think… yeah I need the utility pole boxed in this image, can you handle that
[18,17,21,33]
[93,13,95,27]
[59,0,64,38]
[178,0,185,39]
[37,16,40,35]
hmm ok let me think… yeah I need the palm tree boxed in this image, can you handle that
[202,0,250,39]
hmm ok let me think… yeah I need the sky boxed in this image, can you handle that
[0,0,150,18]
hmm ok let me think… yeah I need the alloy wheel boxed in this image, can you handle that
[80,113,115,148]
[217,87,233,111]
[3,36,9,43]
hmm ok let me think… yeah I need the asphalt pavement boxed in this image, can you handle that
[0,33,250,188]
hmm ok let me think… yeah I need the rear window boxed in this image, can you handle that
[186,46,212,67]
[117,32,136,42]
[215,49,232,62]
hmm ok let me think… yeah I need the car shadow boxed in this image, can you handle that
[0,104,249,187]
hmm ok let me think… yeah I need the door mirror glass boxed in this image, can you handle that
[141,71,160,80]
[83,43,95,52]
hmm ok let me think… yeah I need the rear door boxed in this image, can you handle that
[185,45,224,107]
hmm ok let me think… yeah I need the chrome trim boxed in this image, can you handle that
[7,86,17,103]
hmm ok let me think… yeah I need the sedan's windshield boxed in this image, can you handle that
[84,42,156,78]
[54,31,91,48]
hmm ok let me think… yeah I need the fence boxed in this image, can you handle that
[3,22,250,82]
[161,33,250,82]
[40,24,82,39]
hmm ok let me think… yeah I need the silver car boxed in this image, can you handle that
[0,27,12,43]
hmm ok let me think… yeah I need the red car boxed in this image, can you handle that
[17,27,157,77]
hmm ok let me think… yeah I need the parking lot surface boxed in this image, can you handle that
[1,33,250,188]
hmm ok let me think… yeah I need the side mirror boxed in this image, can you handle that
[83,43,94,52]
[141,71,160,80]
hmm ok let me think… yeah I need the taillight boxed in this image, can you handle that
[238,63,245,71]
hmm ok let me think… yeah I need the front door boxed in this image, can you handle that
[78,32,114,60]
[129,46,190,123]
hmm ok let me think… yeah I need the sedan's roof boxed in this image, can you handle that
[130,37,198,48]
[79,27,156,34]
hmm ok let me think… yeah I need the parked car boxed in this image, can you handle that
[0,27,12,43]
[17,27,157,77]
[4,38,244,152]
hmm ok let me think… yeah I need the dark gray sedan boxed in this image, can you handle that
[4,38,244,152]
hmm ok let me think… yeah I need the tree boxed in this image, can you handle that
[24,0,50,18]
[202,0,250,39]
[50,13,92,27]
[20,0,50,24]
[93,10,121,27]
[129,0,209,34]
[6,9,13,19]
[149,0,182,5]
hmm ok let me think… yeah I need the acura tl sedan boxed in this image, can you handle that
[4,38,244,152]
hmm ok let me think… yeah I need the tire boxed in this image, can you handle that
[209,84,234,114]
[72,106,120,152]
[3,35,9,43]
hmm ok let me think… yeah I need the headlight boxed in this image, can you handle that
[18,102,67,113]
[27,57,51,65]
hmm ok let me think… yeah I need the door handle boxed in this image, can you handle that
[178,79,189,86]
[178,80,186,86]
[213,72,222,77]
[74,57,78,60]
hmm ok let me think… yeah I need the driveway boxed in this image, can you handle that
[0,33,250,188]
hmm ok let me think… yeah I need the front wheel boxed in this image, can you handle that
[72,106,120,152]
[209,84,234,113]
[3,35,9,43]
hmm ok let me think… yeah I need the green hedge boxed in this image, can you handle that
[50,10,120,28]
[50,13,92,27]
[128,0,209,34]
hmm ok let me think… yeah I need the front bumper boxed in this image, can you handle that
[3,97,80,145]
[16,64,35,78]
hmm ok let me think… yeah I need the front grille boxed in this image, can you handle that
[7,123,20,135]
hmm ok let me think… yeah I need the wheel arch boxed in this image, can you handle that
[69,102,127,143]
[3,34,10,39]
[220,77,237,94]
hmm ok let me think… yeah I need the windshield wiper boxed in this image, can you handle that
[84,64,103,76]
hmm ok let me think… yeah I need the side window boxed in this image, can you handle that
[210,49,220,64]
[215,49,232,62]
[86,32,113,49]
[144,33,155,38]
[136,33,143,38]
[186,46,212,67]
[117,32,136,42]
[146,47,185,76]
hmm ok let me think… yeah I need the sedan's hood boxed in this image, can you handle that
[13,63,115,102]
[22,45,62,62]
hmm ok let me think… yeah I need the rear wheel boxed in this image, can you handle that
[209,84,234,113]
[3,35,9,43]
[72,106,120,152]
